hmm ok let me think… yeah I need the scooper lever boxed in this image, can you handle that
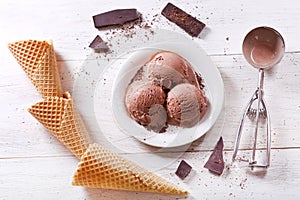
[232,69,271,167]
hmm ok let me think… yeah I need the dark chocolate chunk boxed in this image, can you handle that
[175,160,192,179]
[93,9,141,28]
[89,35,109,51]
[204,137,225,175]
[161,3,206,37]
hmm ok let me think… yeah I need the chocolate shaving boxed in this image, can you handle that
[161,3,206,37]
[175,160,192,180]
[93,9,141,28]
[89,35,109,51]
[204,137,225,175]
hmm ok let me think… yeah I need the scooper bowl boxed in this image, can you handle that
[242,26,285,69]
[233,26,285,168]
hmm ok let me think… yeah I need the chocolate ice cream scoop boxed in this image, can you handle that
[132,51,200,89]
[166,83,208,128]
[125,81,167,132]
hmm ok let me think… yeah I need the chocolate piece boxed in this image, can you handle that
[175,160,192,180]
[89,35,109,51]
[93,9,141,28]
[161,3,206,37]
[204,137,225,175]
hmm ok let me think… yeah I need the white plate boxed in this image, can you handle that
[109,39,224,148]
[74,29,224,170]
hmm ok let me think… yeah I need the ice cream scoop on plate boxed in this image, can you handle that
[166,83,208,128]
[131,51,201,89]
[125,81,167,133]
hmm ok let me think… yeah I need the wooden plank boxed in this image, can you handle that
[0,0,299,61]
[1,149,300,199]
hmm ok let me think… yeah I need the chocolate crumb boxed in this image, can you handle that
[175,160,192,180]
[239,178,248,189]
[204,137,225,175]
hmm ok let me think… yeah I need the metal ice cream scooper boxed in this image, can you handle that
[232,26,285,167]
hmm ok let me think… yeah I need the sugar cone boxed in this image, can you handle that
[28,92,91,159]
[72,143,188,195]
[8,40,63,98]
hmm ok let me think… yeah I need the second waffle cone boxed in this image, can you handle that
[28,92,91,159]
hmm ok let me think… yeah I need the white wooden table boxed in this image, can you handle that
[1,0,300,199]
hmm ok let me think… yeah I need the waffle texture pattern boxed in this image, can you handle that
[8,40,63,98]
[72,143,188,194]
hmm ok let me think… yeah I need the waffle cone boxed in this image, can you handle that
[8,40,63,98]
[28,92,91,159]
[72,143,188,195]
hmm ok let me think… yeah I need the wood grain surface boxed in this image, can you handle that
[1,0,299,199]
